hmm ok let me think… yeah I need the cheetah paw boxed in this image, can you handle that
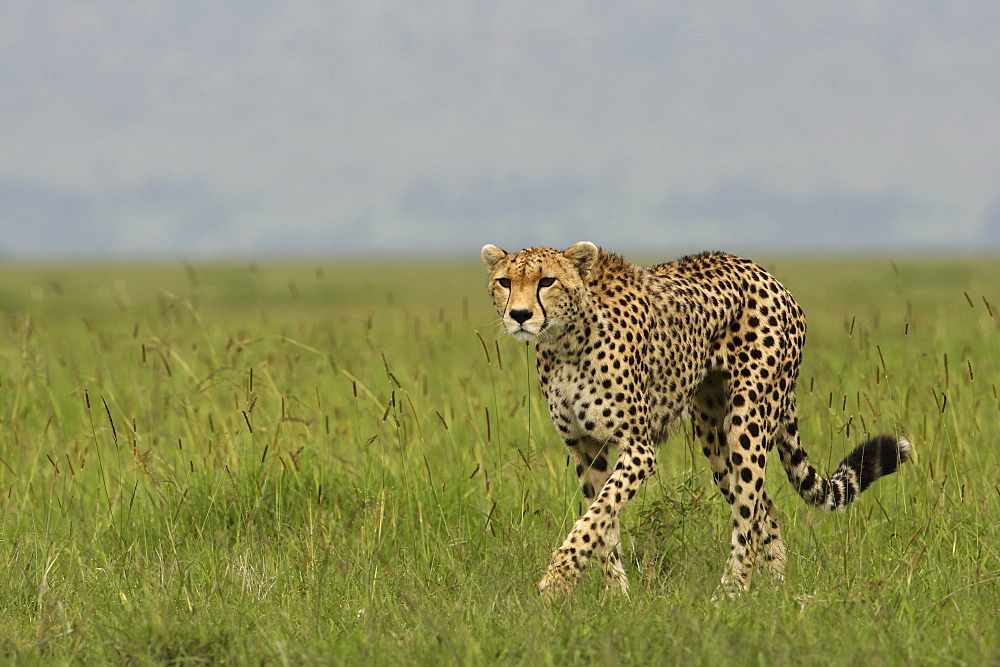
[538,571,575,600]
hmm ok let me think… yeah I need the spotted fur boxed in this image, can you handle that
[481,242,911,598]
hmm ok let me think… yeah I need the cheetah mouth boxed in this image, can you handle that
[506,322,552,343]
[510,325,539,342]
[508,320,555,342]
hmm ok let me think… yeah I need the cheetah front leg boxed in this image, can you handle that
[539,437,654,599]
[600,516,628,596]
[566,437,628,595]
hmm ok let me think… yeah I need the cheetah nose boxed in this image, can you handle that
[509,309,533,324]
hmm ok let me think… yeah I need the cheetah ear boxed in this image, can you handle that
[481,244,507,271]
[563,241,599,276]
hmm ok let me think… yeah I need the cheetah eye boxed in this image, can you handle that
[538,277,556,288]
[497,277,511,288]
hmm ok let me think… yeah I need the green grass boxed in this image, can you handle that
[0,255,998,665]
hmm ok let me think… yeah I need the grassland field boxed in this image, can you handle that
[0,254,998,664]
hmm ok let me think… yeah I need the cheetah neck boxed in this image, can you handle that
[536,252,653,363]
[535,290,607,363]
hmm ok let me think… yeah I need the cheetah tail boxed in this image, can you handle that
[785,434,911,512]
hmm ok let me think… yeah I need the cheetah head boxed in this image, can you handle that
[481,242,599,342]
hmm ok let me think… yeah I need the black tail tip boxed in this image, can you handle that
[845,434,912,493]
[862,433,912,465]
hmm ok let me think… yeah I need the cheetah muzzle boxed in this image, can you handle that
[481,242,912,599]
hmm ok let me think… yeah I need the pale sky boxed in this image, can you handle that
[2,2,999,258]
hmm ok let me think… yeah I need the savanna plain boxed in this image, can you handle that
[0,254,998,665]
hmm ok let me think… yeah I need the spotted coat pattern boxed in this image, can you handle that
[481,242,911,598]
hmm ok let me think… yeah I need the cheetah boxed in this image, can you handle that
[481,242,911,598]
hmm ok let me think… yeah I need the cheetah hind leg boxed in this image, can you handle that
[717,492,786,598]
[756,490,786,583]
